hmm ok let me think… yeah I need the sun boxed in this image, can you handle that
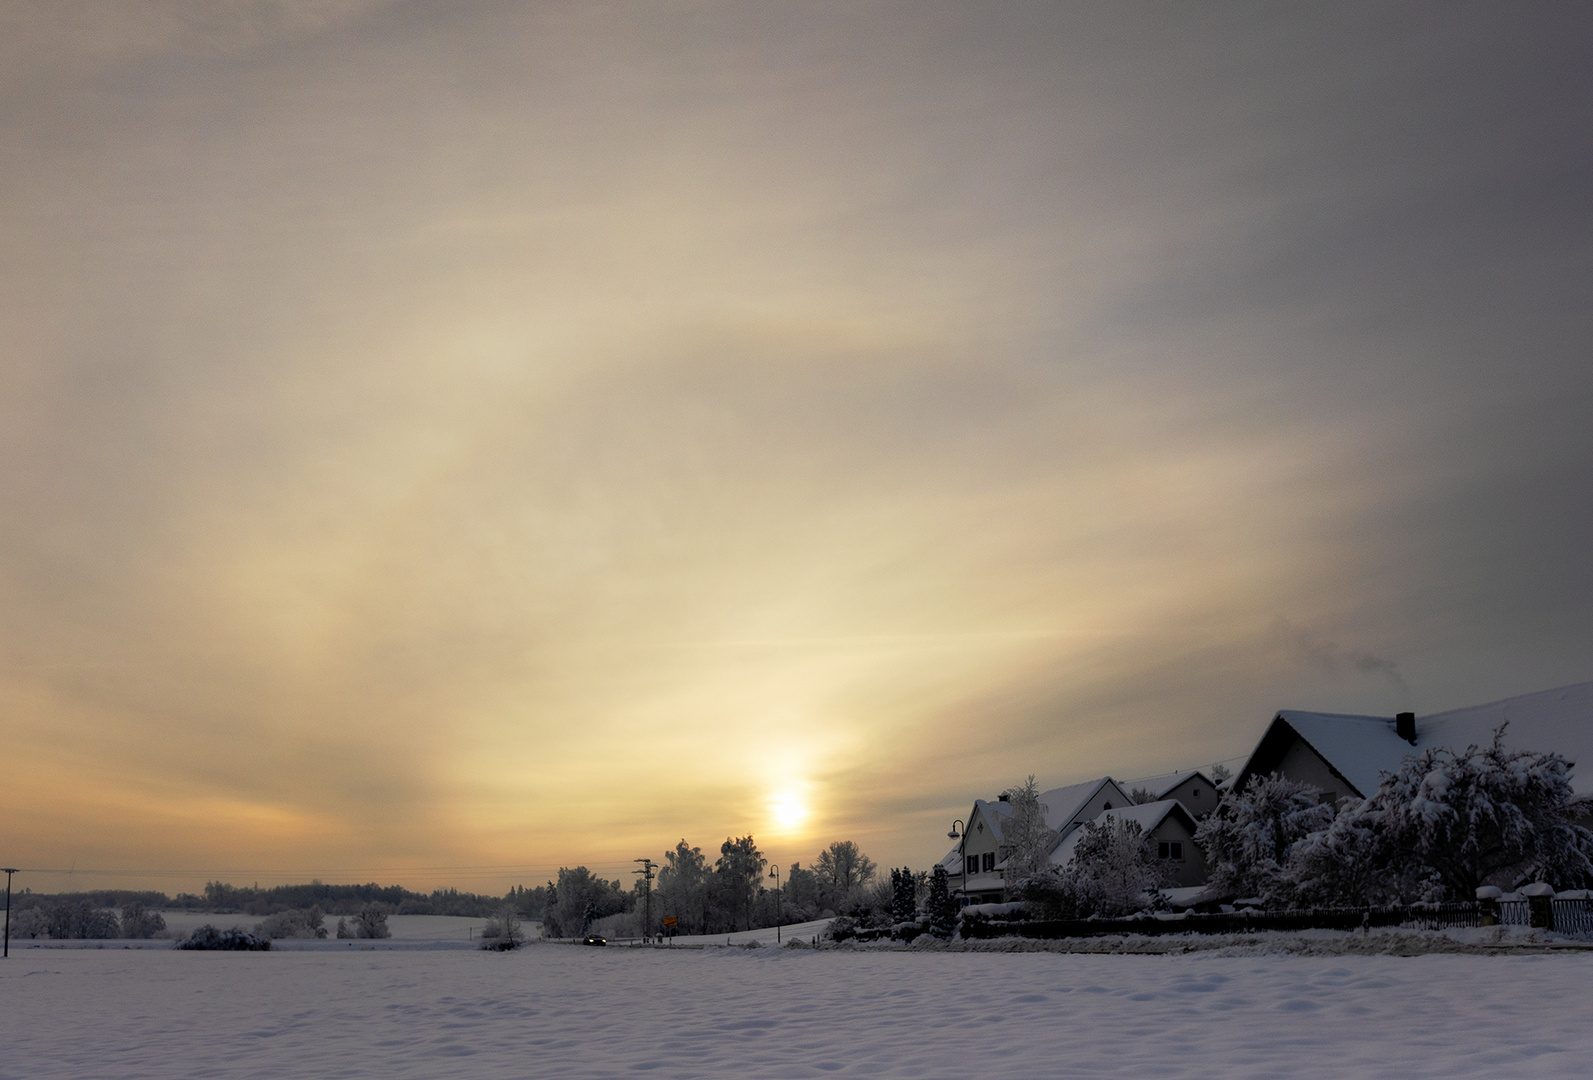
[770,789,809,831]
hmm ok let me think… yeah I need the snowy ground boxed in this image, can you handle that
[3,941,1591,1078]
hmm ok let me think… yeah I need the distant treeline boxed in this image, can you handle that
[7,882,523,918]
[3,834,899,935]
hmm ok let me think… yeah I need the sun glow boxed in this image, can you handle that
[770,789,809,831]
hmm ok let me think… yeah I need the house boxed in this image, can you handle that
[944,777,1133,903]
[1233,680,1593,819]
[1122,770,1219,820]
[1049,799,1208,889]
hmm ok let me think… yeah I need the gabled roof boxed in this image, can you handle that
[1273,710,1417,797]
[1033,777,1126,831]
[970,798,1013,842]
[1049,799,1195,867]
[1125,770,1213,800]
[965,776,1126,843]
[1235,680,1593,799]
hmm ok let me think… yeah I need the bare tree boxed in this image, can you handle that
[815,841,876,909]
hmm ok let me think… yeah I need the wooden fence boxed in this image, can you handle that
[957,902,1505,940]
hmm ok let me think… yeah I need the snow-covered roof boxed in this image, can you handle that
[1124,770,1210,799]
[970,798,1013,841]
[1274,710,1418,797]
[1420,681,1593,796]
[1034,777,1123,831]
[965,777,1124,843]
[1048,799,1189,867]
[1237,680,1593,799]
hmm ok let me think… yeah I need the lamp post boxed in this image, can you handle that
[769,865,781,944]
[948,820,965,894]
[2,868,16,959]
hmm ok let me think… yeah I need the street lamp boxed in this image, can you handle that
[948,819,966,891]
[769,865,781,944]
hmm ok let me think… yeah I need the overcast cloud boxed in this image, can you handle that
[1,1,1589,890]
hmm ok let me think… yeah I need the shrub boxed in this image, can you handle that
[825,915,859,942]
[177,925,271,951]
[479,904,526,949]
[255,907,328,940]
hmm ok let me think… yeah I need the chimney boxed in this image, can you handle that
[997,793,1009,802]
[1395,712,1416,744]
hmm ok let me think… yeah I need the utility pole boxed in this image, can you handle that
[632,858,656,942]
[3,868,16,959]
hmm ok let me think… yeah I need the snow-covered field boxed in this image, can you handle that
[3,938,1591,1079]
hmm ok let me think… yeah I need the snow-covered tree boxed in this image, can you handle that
[1073,817,1164,915]
[1195,772,1333,902]
[1285,797,1415,905]
[1013,816,1164,919]
[715,835,766,931]
[1303,727,1593,900]
[926,864,957,939]
[119,901,167,939]
[998,776,1058,892]
[889,867,916,923]
[657,840,709,933]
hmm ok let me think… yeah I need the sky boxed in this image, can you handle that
[1,1,1590,896]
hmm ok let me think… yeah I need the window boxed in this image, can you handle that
[1157,842,1185,861]
[1170,842,1183,860]
[1158,842,1169,859]
[1102,801,1111,810]
[965,855,979,876]
[1192,788,1201,798]
[982,852,995,873]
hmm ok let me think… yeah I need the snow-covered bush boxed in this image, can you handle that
[177,925,271,951]
[255,906,327,940]
[824,915,860,942]
[480,905,526,950]
[1293,727,1593,901]
[1196,772,1333,904]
